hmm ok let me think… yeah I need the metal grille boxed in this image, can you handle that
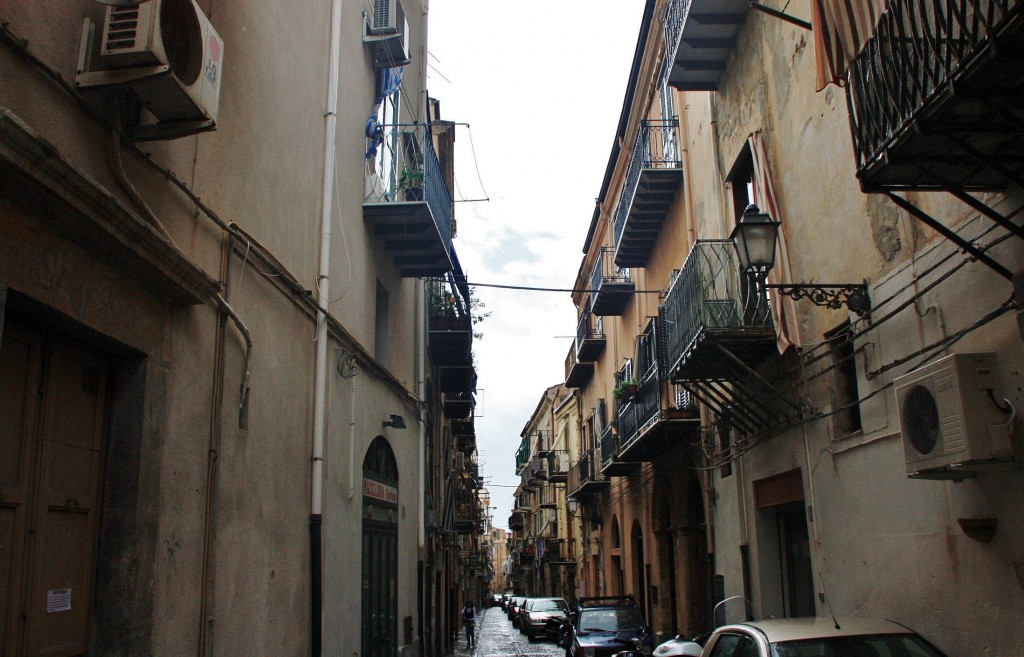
[613,118,683,246]
[900,384,941,455]
[846,0,1021,173]
[660,240,772,378]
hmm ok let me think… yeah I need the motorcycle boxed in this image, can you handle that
[611,637,647,657]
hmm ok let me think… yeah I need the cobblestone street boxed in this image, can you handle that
[451,607,564,657]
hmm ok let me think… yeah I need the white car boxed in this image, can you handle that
[654,635,703,657]
[698,617,949,657]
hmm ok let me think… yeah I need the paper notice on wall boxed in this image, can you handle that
[47,588,71,613]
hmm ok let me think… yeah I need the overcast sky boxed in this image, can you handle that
[426,1,644,529]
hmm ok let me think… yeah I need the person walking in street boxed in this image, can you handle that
[461,600,477,648]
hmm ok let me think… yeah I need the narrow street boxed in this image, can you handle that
[451,607,564,657]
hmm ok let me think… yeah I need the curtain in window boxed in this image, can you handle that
[748,131,802,353]
[365,66,404,157]
[813,0,889,89]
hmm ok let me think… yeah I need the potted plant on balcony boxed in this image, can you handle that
[613,378,638,402]
[398,151,424,201]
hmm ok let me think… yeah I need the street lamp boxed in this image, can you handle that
[567,498,578,517]
[730,204,871,317]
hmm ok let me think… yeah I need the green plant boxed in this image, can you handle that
[398,151,424,191]
[613,378,638,401]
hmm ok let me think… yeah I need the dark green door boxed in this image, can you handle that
[361,437,399,657]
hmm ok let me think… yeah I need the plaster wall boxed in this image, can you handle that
[0,0,434,654]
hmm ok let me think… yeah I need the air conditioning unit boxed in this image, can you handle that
[363,0,411,68]
[894,352,1014,478]
[76,0,224,139]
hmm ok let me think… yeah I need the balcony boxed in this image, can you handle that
[363,125,454,277]
[567,449,610,500]
[428,278,472,367]
[591,247,635,316]
[663,0,748,91]
[614,119,685,268]
[454,485,476,534]
[600,425,640,477]
[660,240,776,382]
[547,452,568,484]
[576,309,607,362]
[533,430,553,458]
[453,418,476,454]
[443,391,474,419]
[616,324,701,462]
[508,511,525,531]
[845,0,1024,192]
[515,436,531,474]
[564,343,595,389]
[544,539,577,567]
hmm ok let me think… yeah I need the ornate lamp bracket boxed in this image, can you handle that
[764,283,871,317]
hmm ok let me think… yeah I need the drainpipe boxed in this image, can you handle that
[311,1,343,655]
[708,93,728,238]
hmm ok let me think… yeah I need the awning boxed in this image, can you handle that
[813,0,890,89]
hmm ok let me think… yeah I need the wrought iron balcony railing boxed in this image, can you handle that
[565,342,595,389]
[576,309,606,362]
[662,0,747,91]
[363,124,454,276]
[613,118,684,268]
[567,449,610,499]
[660,240,775,382]
[591,247,634,316]
[846,0,1024,191]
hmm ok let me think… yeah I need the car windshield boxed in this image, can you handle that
[580,608,644,632]
[771,634,947,657]
[532,599,567,612]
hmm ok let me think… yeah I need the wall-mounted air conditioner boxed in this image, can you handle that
[363,0,411,68]
[894,352,1014,478]
[76,0,224,140]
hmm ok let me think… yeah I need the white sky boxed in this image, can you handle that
[426,1,645,529]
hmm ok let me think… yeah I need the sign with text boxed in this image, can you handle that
[363,478,398,505]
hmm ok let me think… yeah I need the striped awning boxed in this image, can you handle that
[813,0,891,88]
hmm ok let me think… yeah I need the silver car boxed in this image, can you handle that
[698,616,949,657]
[518,597,569,641]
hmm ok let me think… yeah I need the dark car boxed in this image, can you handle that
[562,596,653,657]
[518,597,568,640]
[500,593,511,611]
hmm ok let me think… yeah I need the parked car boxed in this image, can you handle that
[489,593,502,608]
[500,593,512,611]
[508,596,527,624]
[518,597,569,640]
[562,596,653,657]
[653,635,703,657]
[697,617,950,657]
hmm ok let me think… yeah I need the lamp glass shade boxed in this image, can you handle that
[567,498,578,515]
[731,204,780,274]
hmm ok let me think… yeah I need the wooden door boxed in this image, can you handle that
[0,325,107,656]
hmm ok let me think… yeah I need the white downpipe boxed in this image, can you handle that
[348,371,358,499]
[312,0,343,517]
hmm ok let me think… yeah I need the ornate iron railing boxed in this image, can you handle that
[613,119,683,247]
[617,377,662,450]
[599,425,620,467]
[591,246,631,293]
[660,240,773,377]
[662,0,693,83]
[368,124,453,256]
[576,309,604,349]
[846,0,1022,174]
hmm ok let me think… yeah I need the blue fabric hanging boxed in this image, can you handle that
[365,67,404,158]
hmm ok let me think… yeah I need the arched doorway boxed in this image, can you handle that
[361,437,399,657]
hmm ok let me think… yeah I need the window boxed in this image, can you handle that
[374,281,390,364]
[825,321,862,436]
